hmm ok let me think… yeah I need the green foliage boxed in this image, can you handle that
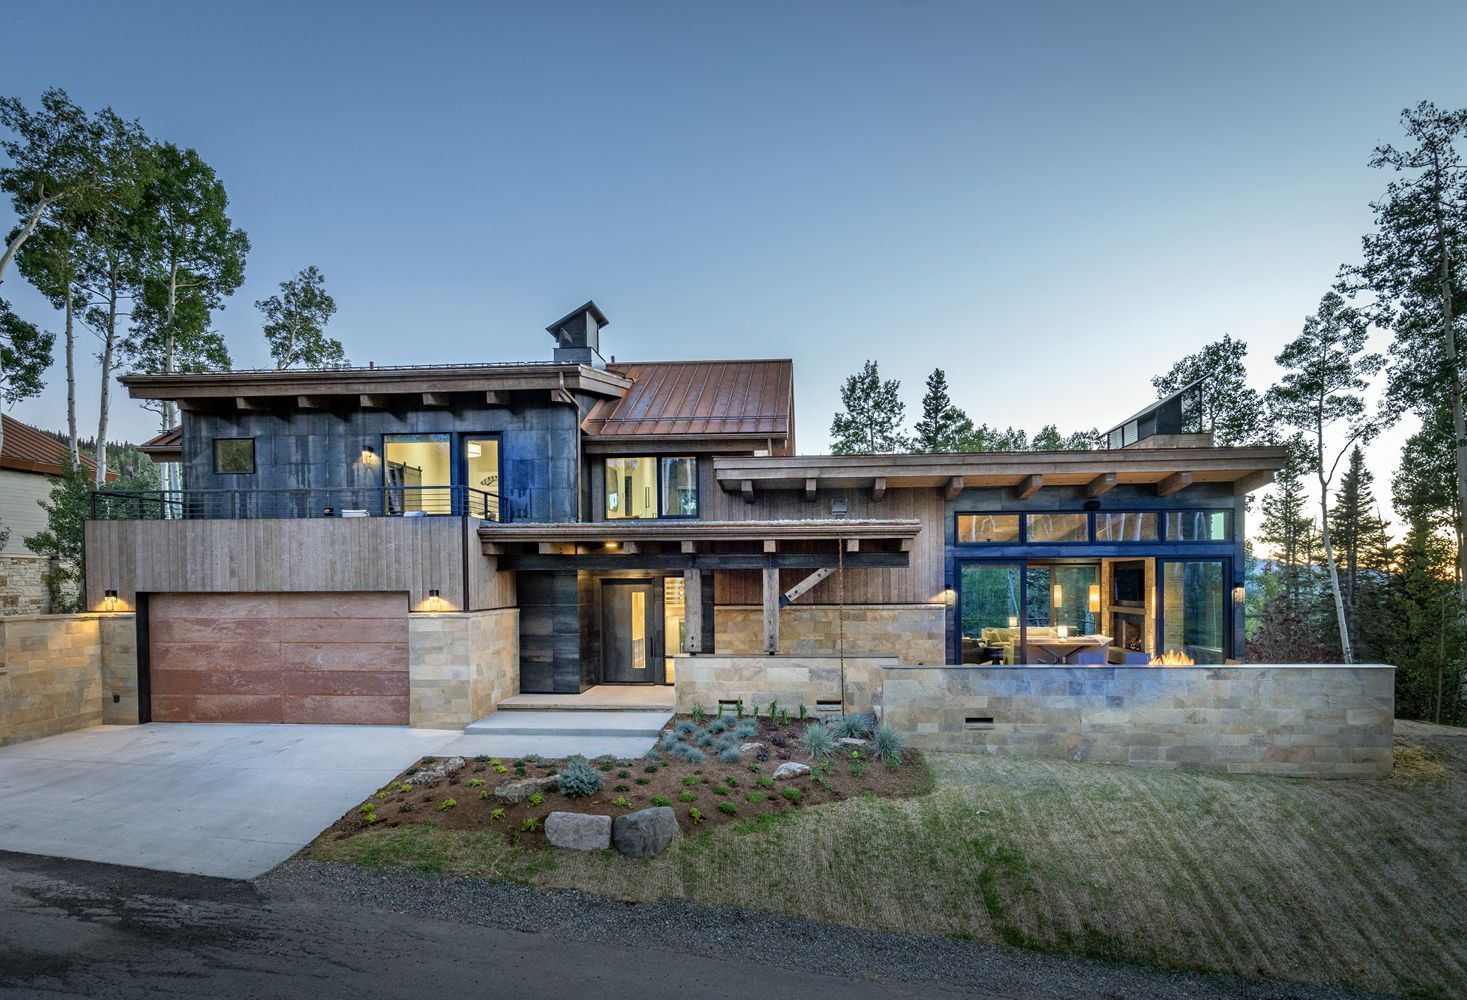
[797,703,807,721]
[397,783,412,793]
[746,791,766,804]
[719,747,743,764]
[717,801,738,816]
[691,703,708,725]
[257,264,344,369]
[713,784,730,796]
[871,724,907,766]
[835,713,876,739]
[611,795,632,808]
[643,763,659,773]
[613,784,630,793]
[438,797,456,811]
[748,763,761,773]
[850,758,870,779]
[780,786,804,804]
[528,792,544,807]
[466,778,484,788]
[801,722,835,759]
[488,807,505,822]
[521,816,540,833]
[24,461,95,612]
[478,790,491,800]
[649,795,673,807]
[756,776,775,788]
[830,359,908,454]
[681,775,699,787]
[493,764,508,774]
[1153,334,1273,447]
[678,791,697,803]
[617,769,630,779]
[635,777,650,785]
[558,757,605,798]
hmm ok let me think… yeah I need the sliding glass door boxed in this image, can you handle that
[959,560,1103,664]
[958,563,1022,663]
[1159,560,1227,663]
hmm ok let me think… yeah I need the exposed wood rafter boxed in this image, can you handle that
[804,478,817,501]
[234,397,271,412]
[943,476,965,501]
[1015,474,1043,500]
[296,395,331,410]
[871,477,887,502]
[359,393,392,409]
[1232,470,1275,495]
[422,392,452,407]
[741,479,755,504]
[485,390,510,406]
[1085,473,1117,498]
[1156,471,1194,496]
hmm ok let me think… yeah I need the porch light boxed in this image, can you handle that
[466,442,482,459]
[428,588,441,610]
[361,444,378,465]
[1232,585,1247,605]
[1052,584,1063,606]
[1088,584,1101,613]
[103,589,118,611]
[605,541,620,550]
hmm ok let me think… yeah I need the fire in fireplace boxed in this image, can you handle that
[1110,612,1144,652]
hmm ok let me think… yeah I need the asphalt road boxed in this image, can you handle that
[0,850,1393,1000]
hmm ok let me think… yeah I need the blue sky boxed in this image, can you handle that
[3,1,1465,528]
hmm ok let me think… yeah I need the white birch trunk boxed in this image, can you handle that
[94,263,118,487]
[65,285,78,466]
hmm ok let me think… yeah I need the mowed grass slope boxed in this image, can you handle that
[309,721,1467,998]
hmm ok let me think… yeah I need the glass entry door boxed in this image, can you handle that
[958,563,1022,663]
[601,580,661,684]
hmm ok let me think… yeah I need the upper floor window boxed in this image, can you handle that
[955,513,1020,544]
[213,438,255,475]
[1095,511,1159,542]
[1166,510,1231,541]
[1025,512,1088,543]
[606,456,698,519]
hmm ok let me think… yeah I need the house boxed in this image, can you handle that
[82,301,1399,778]
[0,414,111,555]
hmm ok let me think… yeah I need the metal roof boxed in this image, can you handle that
[581,359,794,442]
[1,414,112,479]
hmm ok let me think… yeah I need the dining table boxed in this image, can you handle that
[1024,634,1112,664]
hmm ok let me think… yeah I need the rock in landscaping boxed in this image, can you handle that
[772,761,810,780]
[545,811,612,852]
[407,756,467,786]
[837,737,868,748]
[739,742,764,753]
[494,775,559,803]
[612,806,678,859]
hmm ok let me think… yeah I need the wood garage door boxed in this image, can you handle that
[149,593,409,724]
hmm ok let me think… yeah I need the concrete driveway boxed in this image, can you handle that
[0,723,465,878]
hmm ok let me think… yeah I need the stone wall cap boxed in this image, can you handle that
[878,662,1397,671]
[0,612,135,623]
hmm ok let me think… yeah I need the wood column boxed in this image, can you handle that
[762,566,780,654]
[683,568,702,653]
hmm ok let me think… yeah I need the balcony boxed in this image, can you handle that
[89,486,501,521]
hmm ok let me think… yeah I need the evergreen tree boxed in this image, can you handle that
[830,359,907,454]
[1330,446,1392,640]
[1152,334,1272,445]
[1383,520,1466,724]
[912,368,973,452]
[257,265,344,369]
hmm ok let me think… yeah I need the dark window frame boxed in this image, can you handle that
[1155,556,1232,662]
[1093,511,1161,544]
[953,512,1024,545]
[212,437,256,475]
[1163,509,1233,543]
[1023,511,1092,545]
[604,455,700,520]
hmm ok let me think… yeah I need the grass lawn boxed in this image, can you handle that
[306,720,1467,998]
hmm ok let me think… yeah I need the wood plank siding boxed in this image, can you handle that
[84,517,513,613]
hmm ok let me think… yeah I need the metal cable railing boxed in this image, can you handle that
[89,485,501,521]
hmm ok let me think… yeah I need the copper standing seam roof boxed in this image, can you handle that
[139,425,183,462]
[581,360,794,441]
[1,414,114,479]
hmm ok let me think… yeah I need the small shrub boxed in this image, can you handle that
[635,777,650,785]
[611,795,633,808]
[474,754,492,763]
[521,754,544,765]
[802,723,835,759]
[747,763,761,773]
[678,790,697,803]
[478,790,491,800]
[598,762,614,772]
[836,713,876,739]
[781,787,804,804]
[769,734,789,749]
[696,731,715,748]
[405,767,419,777]
[644,750,662,763]
[467,778,484,788]
[658,733,679,751]
[670,744,706,764]
[559,757,605,798]
[707,717,729,735]
[617,769,630,779]
[358,802,377,816]
[528,792,545,807]
[674,720,698,737]
[438,797,457,811]
[713,784,730,796]
[689,807,704,824]
[488,807,505,822]
[746,791,766,803]
[493,764,507,773]
[735,720,758,739]
[717,801,738,816]
[719,747,743,764]
[644,763,660,773]
[692,703,708,725]
[398,802,414,813]
[797,704,807,721]
[756,776,775,788]
[871,723,907,765]
[397,783,412,793]
[850,759,870,778]
[421,756,437,765]
[374,790,391,802]
[613,783,631,793]
[768,699,779,720]
[650,795,673,807]
[521,817,540,833]
[682,776,699,787]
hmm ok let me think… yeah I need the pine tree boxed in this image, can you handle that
[1330,446,1392,639]
[829,360,907,455]
[912,369,973,453]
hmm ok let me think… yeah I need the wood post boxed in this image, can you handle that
[762,566,780,654]
[684,568,702,653]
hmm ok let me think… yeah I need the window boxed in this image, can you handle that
[606,457,699,519]
[384,434,451,514]
[1025,512,1089,543]
[1161,560,1227,663]
[1166,510,1231,541]
[213,438,255,475]
[1095,511,1159,542]
[959,562,1022,663]
[660,457,698,517]
[956,514,1021,544]
[463,437,501,521]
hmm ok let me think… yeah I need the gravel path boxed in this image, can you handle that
[257,859,1398,1000]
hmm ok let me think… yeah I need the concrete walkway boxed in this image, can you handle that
[459,708,669,758]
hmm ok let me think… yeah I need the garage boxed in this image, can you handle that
[147,593,410,725]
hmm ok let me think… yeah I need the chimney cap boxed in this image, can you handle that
[545,300,609,336]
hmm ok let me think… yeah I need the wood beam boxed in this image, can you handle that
[1156,471,1193,496]
[234,396,271,412]
[550,387,576,406]
[898,536,913,552]
[485,390,510,406]
[845,538,860,553]
[359,393,392,409]
[500,552,911,571]
[1232,470,1275,496]
[296,394,332,410]
[763,539,778,553]
[422,392,452,407]
[871,476,887,502]
[176,399,205,412]
[537,541,575,555]
[741,479,755,504]
[781,566,833,607]
[762,567,780,654]
[684,569,703,652]
[944,476,965,501]
[620,541,640,554]
[1085,473,1117,498]
[804,478,817,501]
[680,540,697,554]
[1015,474,1043,500]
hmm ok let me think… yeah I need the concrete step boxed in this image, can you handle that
[437,733,658,760]
[463,709,671,739]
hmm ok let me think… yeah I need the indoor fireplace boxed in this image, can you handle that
[1111,612,1145,653]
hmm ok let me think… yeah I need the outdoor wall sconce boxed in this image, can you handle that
[428,588,441,610]
[360,444,377,465]
[1087,584,1101,613]
[1007,615,1019,628]
[1232,585,1247,606]
[103,589,118,611]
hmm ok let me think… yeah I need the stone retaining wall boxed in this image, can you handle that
[0,555,56,617]
[673,654,891,716]
[878,663,1395,778]
[714,604,945,665]
[408,609,519,728]
[0,613,138,746]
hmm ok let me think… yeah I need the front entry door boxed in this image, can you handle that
[602,580,659,684]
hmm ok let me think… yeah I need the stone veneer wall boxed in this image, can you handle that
[0,613,138,747]
[714,604,945,664]
[0,555,56,617]
[673,654,891,716]
[878,664,1395,778]
[408,609,519,729]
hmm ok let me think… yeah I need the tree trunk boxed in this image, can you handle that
[1430,151,1467,593]
[94,264,118,487]
[1318,465,1353,664]
[0,198,50,288]
[65,284,78,467]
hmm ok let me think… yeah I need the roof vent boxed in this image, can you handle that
[547,300,608,368]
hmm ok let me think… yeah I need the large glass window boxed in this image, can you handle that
[1025,512,1089,543]
[463,437,501,520]
[1161,560,1226,663]
[1095,511,1159,542]
[956,514,1020,544]
[605,457,658,519]
[384,434,451,514]
[1166,510,1231,541]
[661,457,698,517]
[663,575,685,683]
[213,438,255,475]
[959,563,1022,663]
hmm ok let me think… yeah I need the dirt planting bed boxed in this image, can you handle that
[321,715,931,846]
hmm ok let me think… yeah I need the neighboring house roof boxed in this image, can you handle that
[581,359,795,448]
[1,414,116,480]
[139,426,183,463]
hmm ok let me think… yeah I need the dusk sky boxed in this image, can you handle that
[4,1,1466,535]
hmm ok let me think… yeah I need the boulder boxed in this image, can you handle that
[494,775,560,803]
[772,761,810,780]
[739,742,764,753]
[545,811,612,852]
[406,755,467,786]
[612,806,679,859]
[837,737,868,748]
